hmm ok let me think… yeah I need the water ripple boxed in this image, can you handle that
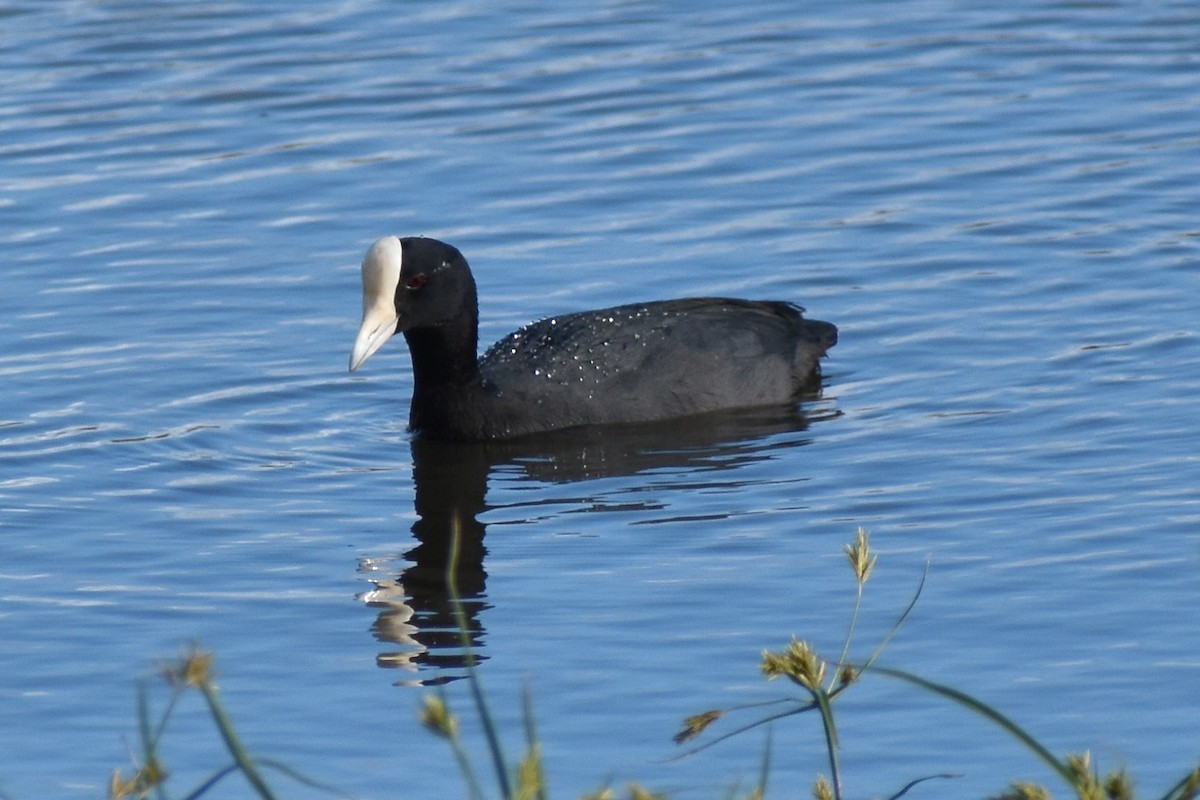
[2,1,1199,798]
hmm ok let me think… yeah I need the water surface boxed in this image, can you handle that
[2,2,1199,798]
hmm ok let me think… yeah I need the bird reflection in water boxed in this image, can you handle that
[358,437,491,685]
[356,401,836,685]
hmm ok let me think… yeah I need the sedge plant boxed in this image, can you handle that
[675,528,1200,800]
[108,645,345,800]
[106,525,1200,800]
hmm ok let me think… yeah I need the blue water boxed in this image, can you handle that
[3,1,1199,798]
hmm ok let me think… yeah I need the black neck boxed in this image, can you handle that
[404,322,480,389]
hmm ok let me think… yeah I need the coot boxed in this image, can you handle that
[349,236,837,441]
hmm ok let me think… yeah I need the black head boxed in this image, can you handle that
[348,236,478,372]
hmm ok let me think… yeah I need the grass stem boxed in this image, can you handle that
[196,682,279,800]
[447,516,513,800]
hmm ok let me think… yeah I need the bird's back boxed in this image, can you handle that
[475,298,836,437]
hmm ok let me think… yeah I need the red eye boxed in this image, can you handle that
[405,274,427,290]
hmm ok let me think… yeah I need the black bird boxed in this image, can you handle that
[349,236,836,441]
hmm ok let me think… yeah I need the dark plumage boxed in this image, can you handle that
[349,236,836,441]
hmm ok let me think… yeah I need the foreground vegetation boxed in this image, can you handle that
[108,529,1200,800]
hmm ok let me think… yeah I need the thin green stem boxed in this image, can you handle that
[1157,766,1200,800]
[134,679,170,800]
[197,683,279,800]
[450,736,488,800]
[447,516,513,800]
[254,759,360,800]
[872,666,1076,789]
[521,682,548,800]
[835,582,865,689]
[180,764,238,800]
[885,772,962,800]
[434,690,487,800]
[671,702,816,760]
[755,725,773,800]
[145,680,184,762]
[812,687,842,800]
[861,560,928,674]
